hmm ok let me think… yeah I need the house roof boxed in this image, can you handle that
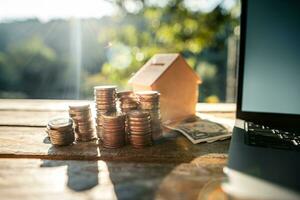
[128,53,201,86]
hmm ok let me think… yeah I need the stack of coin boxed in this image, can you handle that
[135,91,162,140]
[69,104,96,142]
[46,117,75,146]
[117,91,138,113]
[117,91,139,143]
[94,86,117,140]
[127,110,153,148]
[102,113,126,148]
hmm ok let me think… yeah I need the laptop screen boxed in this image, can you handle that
[241,0,300,115]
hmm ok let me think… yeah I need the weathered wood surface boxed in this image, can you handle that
[0,99,235,112]
[0,99,235,126]
[0,126,229,162]
[0,100,236,200]
[0,110,235,127]
[0,110,68,127]
[0,157,228,200]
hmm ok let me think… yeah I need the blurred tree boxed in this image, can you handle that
[86,0,238,101]
[0,36,74,98]
[0,0,239,101]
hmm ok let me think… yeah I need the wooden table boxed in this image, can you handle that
[0,99,236,200]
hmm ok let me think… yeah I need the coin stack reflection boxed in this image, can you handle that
[135,91,162,140]
[46,117,75,146]
[94,86,117,140]
[128,110,153,148]
[69,104,96,142]
[102,113,126,148]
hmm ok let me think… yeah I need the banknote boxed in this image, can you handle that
[164,116,232,144]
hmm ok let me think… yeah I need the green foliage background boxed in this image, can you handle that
[0,0,239,101]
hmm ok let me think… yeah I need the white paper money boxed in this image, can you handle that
[164,116,233,144]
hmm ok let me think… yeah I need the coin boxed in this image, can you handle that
[69,103,90,111]
[69,104,96,142]
[117,91,133,98]
[135,91,160,102]
[48,117,73,130]
[46,117,75,146]
[117,91,138,116]
[134,90,162,141]
[101,112,126,149]
[126,110,154,148]
[94,86,117,139]
[94,85,117,90]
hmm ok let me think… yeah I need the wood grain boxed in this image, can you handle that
[0,100,235,126]
[0,110,68,127]
[0,100,235,199]
[0,158,229,200]
[0,126,229,162]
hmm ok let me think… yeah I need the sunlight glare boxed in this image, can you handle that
[0,0,115,22]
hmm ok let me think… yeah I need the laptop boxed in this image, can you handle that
[223,0,300,199]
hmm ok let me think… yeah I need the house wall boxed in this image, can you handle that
[131,84,151,92]
[152,58,199,122]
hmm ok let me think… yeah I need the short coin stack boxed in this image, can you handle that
[46,117,75,146]
[69,104,96,142]
[117,91,138,113]
[127,110,153,148]
[102,113,126,148]
[135,91,162,140]
[94,86,117,140]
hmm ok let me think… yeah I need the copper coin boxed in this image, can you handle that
[117,91,133,98]
[94,96,116,101]
[102,125,125,131]
[128,110,150,118]
[129,134,152,139]
[128,123,151,128]
[96,105,116,111]
[127,118,151,123]
[102,113,125,121]
[102,136,125,142]
[120,105,138,109]
[48,117,73,130]
[128,125,150,130]
[129,128,152,133]
[129,130,152,135]
[103,131,125,136]
[127,120,151,125]
[94,85,117,90]
[102,134,125,139]
[69,103,90,111]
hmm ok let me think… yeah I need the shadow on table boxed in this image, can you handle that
[103,132,230,200]
[40,131,230,199]
[40,140,99,191]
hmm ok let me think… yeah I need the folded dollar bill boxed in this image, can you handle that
[163,116,232,144]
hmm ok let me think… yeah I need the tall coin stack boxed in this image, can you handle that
[102,113,126,148]
[46,117,75,146]
[128,110,153,148]
[69,104,96,142]
[135,91,162,140]
[94,86,117,140]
